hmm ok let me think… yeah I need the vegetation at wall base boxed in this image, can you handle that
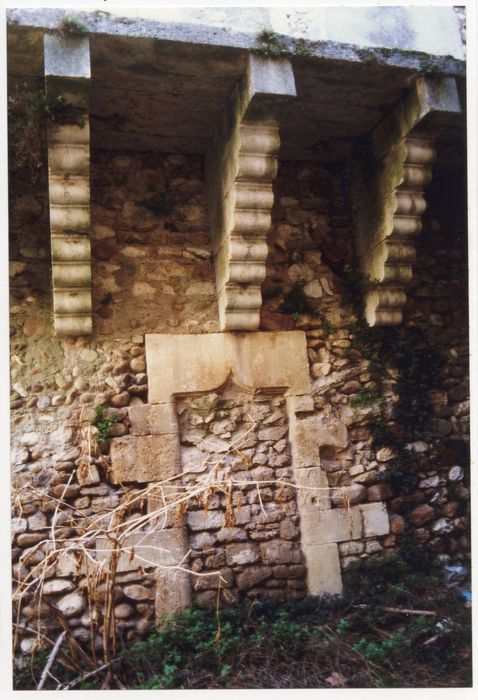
[13,547,471,690]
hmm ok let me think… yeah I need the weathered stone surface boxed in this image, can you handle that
[301,507,363,546]
[258,426,288,441]
[187,510,225,531]
[367,483,392,502]
[115,602,135,619]
[186,504,251,533]
[128,403,179,436]
[389,513,406,534]
[338,540,364,556]
[331,483,366,507]
[17,532,45,547]
[42,578,76,596]
[77,463,100,486]
[155,569,191,619]
[431,517,454,534]
[290,415,347,469]
[11,517,28,536]
[236,565,272,590]
[123,584,155,601]
[110,434,180,483]
[225,543,260,566]
[376,447,396,462]
[193,567,234,590]
[146,331,310,403]
[110,391,131,408]
[286,395,315,415]
[295,466,330,511]
[410,503,435,527]
[260,540,302,565]
[448,465,464,482]
[419,475,440,489]
[216,527,248,543]
[304,543,343,595]
[359,502,390,537]
[55,591,86,617]
[96,527,188,572]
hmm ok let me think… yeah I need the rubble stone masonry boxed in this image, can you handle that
[10,142,469,653]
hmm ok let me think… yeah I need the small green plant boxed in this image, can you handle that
[92,404,117,441]
[254,29,291,58]
[353,631,412,666]
[60,14,90,36]
[335,616,350,636]
[294,37,313,57]
[350,386,380,408]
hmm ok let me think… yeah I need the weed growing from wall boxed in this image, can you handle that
[92,405,118,442]
[59,14,90,37]
[8,83,85,183]
[254,29,291,58]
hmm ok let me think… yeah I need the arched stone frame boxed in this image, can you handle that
[106,331,390,619]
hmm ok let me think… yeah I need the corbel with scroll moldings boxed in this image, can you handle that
[45,34,92,336]
[351,76,462,326]
[206,54,297,331]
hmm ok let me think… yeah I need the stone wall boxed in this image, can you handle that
[10,141,469,653]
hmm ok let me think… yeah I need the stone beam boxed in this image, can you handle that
[145,331,310,403]
[45,34,92,336]
[206,54,296,331]
[352,76,461,326]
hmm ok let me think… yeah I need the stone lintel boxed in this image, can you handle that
[145,331,310,403]
[206,54,296,331]
[109,434,180,483]
[44,34,92,337]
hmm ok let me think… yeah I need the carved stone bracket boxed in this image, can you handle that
[352,76,461,326]
[44,35,92,336]
[206,55,296,331]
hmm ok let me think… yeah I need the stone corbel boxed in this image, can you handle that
[44,34,92,336]
[352,76,461,326]
[206,55,296,331]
